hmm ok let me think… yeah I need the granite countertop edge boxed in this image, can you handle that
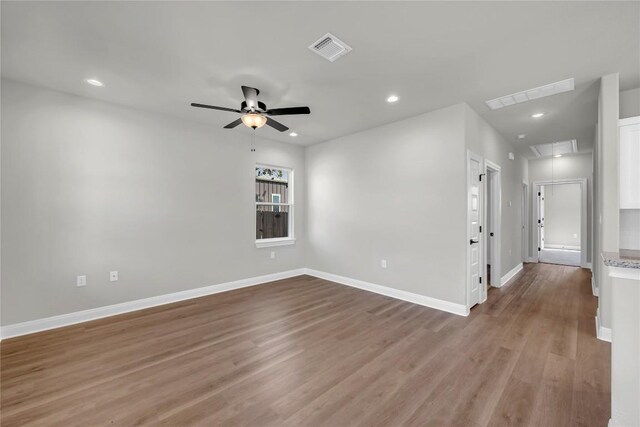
[601,249,640,269]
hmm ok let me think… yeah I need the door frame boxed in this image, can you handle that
[532,178,588,268]
[522,181,529,263]
[467,150,486,309]
[485,160,502,288]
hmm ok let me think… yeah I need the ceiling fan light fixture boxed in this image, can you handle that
[242,113,267,129]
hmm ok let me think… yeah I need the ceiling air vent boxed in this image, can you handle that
[486,78,575,110]
[530,139,578,158]
[308,33,352,62]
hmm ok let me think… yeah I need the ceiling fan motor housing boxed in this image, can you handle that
[241,101,267,112]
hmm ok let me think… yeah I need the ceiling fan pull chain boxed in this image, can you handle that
[251,131,256,152]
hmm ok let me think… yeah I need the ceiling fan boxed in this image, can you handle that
[191,86,310,132]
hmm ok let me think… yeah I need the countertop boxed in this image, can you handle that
[602,249,640,269]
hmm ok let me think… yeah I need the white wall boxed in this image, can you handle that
[594,73,620,329]
[0,82,531,326]
[465,105,529,277]
[543,183,582,249]
[620,87,640,119]
[528,153,593,261]
[305,104,468,305]
[1,79,306,325]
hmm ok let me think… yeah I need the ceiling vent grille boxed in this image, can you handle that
[308,33,352,62]
[530,139,578,158]
[485,78,575,110]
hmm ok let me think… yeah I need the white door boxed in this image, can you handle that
[468,153,482,308]
[537,186,545,258]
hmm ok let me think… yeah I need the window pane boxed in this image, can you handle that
[256,167,288,204]
[256,205,289,239]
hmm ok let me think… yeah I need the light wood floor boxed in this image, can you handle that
[0,263,610,426]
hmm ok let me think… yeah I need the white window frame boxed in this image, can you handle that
[255,165,295,248]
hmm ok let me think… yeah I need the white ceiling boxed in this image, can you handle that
[2,1,639,158]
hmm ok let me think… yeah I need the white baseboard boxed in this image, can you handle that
[1,267,471,340]
[595,309,612,342]
[303,268,469,317]
[500,263,524,287]
[526,257,538,263]
[0,269,305,340]
[592,276,599,297]
[545,244,581,251]
[584,262,592,270]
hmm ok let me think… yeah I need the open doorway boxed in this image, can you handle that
[534,179,587,267]
[485,160,501,288]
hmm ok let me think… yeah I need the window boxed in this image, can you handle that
[255,166,294,247]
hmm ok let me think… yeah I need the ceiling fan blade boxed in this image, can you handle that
[223,118,243,129]
[265,117,289,132]
[191,103,241,113]
[241,86,259,111]
[266,106,311,116]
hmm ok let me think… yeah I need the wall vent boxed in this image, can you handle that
[530,139,578,158]
[308,33,352,62]
[485,78,575,110]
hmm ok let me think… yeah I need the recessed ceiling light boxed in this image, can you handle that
[85,78,104,87]
[386,95,399,103]
[289,132,298,137]
[531,112,546,118]
[517,134,526,139]
[554,154,562,158]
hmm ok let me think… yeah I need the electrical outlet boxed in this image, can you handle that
[381,259,387,269]
[110,271,118,282]
[270,251,276,260]
[77,275,86,287]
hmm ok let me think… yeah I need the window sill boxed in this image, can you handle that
[255,238,296,248]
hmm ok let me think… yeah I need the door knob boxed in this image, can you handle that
[470,239,479,245]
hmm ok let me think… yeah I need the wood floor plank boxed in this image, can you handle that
[0,263,610,426]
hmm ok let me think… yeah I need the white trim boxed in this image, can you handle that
[255,237,296,248]
[585,262,592,270]
[532,178,588,268]
[595,309,612,342]
[0,269,305,340]
[304,268,470,317]
[522,181,529,263]
[619,116,640,127]
[544,244,581,251]
[607,266,640,281]
[485,159,502,289]
[500,263,524,287]
[592,276,599,297]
